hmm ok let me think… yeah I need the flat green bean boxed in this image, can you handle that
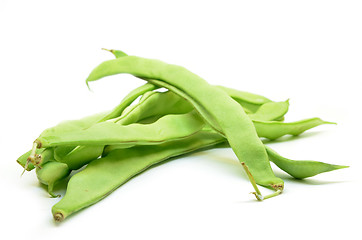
[105,49,274,115]
[36,111,205,148]
[254,118,335,140]
[36,161,71,198]
[215,85,272,113]
[248,100,289,121]
[26,83,157,167]
[85,55,300,190]
[52,128,346,221]
[265,146,348,179]
[47,87,290,169]
[54,145,105,170]
[52,131,225,222]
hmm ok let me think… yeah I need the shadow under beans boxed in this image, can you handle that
[281,175,350,186]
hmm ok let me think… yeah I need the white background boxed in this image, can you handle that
[1,0,361,239]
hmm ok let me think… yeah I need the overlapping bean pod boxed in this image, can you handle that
[17,49,348,223]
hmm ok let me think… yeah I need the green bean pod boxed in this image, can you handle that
[51,131,225,222]
[248,100,289,121]
[115,90,193,125]
[98,82,158,122]
[215,85,272,113]
[54,145,105,170]
[117,90,289,125]
[44,111,333,170]
[105,49,274,114]
[48,89,291,169]
[51,127,346,221]
[24,83,157,169]
[36,161,71,198]
[85,55,284,189]
[265,146,348,179]
[36,111,205,147]
[254,118,335,140]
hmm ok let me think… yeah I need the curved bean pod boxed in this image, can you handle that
[254,118,335,140]
[54,145,105,170]
[248,100,289,121]
[116,90,193,125]
[49,88,290,169]
[215,85,272,113]
[51,128,346,221]
[36,111,206,148]
[104,48,274,114]
[99,82,158,122]
[52,131,225,222]
[36,161,71,198]
[265,146,348,179]
[85,56,285,188]
[25,83,158,168]
[118,90,289,125]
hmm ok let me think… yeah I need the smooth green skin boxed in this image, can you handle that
[38,111,110,142]
[46,107,334,175]
[40,88,287,170]
[55,145,105,170]
[51,128,347,222]
[22,111,109,170]
[37,111,205,148]
[107,49,272,114]
[265,146,348,179]
[19,94,327,172]
[39,83,156,141]
[17,83,158,171]
[215,85,272,113]
[85,55,283,189]
[36,161,71,198]
[20,84,284,171]
[36,83,156,162]
[37,148,55,166]
[248,100,289,121]
[51,131,225,222]
[117,90,288,125]
[98,82,158,122]
[116,90,194,125]
[254,118,335,140]
[103,117,332,156]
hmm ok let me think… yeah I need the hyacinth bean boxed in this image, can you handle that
[117,90,289,125]
[248,100,289,121]
[26,83,157,167]
[35,111,205,148]
[84,55,293,189]
[105,49,274,115]
[52,131,225,222]
[98,82,158,122]
[52,127,346,221]
[54,145,105,170]
[265,146,348,179]
[26,84,288,171]
[36,161,71,197]
[115,90,194,125]
[254,118,335,140]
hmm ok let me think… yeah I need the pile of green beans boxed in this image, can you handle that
[18,49,348,222]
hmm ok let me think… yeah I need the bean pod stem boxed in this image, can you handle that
[241,162,282,200]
